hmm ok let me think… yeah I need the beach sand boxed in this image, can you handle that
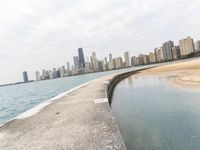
[136,59,200,88]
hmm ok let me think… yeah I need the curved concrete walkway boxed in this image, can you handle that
[0,75,126,150]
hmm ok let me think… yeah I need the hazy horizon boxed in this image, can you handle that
[0,0,200,84]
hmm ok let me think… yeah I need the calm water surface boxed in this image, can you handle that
[0,66,158,125]
[111,74,200,150]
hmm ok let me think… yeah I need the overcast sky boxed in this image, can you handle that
[0,0,200,84]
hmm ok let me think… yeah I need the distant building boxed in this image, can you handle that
[104,57,108,70]
[108,54,113,70]
[124,51,131,67]
[56,70,61,78]
[23,71,28,82]
[109,54,112,62]
[155,48,164,62]
[59,66,65,77]
[162,41,174,61]
[108,61,114,70]
[142,55,150,65]
[149,52,157,63]
[90,52,99,72]
[113,57,123,69]
[172,46,181,60]
[85,62,92,73]
[195,40,200,51]
[35,71,40,81]
[137,54,144,65]
[98,61,104,72]
[52,68,57,78]
[78,48,85,69]
[131,56,137,66]
[73,56,79,69]
[179,36,194,56]
[66,62,70,72]
[112,59,117,69]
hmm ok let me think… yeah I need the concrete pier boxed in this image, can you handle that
[0,74,126,150]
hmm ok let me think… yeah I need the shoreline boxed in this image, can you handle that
[1,59,199,149]
[134,59,200,88]
[0,73,127,150]
[0,65,158,127]
[0,82,90,128]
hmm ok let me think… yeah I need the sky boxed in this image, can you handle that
[0,0,200,84]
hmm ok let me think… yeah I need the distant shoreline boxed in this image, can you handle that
[134,58,200,88]
[0,80,34,87]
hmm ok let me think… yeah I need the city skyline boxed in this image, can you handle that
[33,35,199,82]
[0,0,200,84]
[1,34,200,85]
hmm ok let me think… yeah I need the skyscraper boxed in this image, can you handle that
[66,62,70,71]
[172,46,181,60]
[124,51,131,67]
[195,40,200,51]
[162,41,174,61]
[73,56,79,69]
[78,48,85,68]
[109,54,112,62]
[35,71,40,81]
[154,47,164,62]
[149,52,157,63]
[90,52,98,71]
[131,56,137,66]
[23,71,28,82]
[179,36,194,56]
[142,55,150,65]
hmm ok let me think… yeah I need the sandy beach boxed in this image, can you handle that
[136,59,200,88]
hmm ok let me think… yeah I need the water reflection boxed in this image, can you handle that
[111,74,200,150]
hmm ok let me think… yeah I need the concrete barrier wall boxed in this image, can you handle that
[107,67,155,105]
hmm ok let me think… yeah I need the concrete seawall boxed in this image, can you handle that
[0,74,127,150]
[107,67,156,105]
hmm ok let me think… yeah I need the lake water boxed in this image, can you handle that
[111,74,200,150]
[0,65,159,125]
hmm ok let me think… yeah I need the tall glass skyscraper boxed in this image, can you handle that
[78,48,85,68]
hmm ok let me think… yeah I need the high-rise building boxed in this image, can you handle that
[109,54,112,62]
[162,41,174,61]
[90,52,99,72]
[23,71,28,82]
[179,36,194,56]
[78,48,85,68]
[104,57,108,70]
[172,46,181,60]
[108,61,114,70]
[85,62,92,73]
[108,54,113,70]
[66,62,70,72]
[53,68,57,78]
[149,52,157,63]
[136,54,144,65]
[155,48,164,62]
[124,51,131,67]
[35,71,40,81]
[73,56,79,69]
[59,66,65,77]
[131,56,137,66]
[142,55,150,65]
[97,61,104,72]
[195,40,200,51]
[113,57,123,69]
[105,57,108,64]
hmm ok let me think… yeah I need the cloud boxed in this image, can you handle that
[0,0,200,84]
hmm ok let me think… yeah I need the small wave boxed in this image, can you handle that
[0,82,89,126]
